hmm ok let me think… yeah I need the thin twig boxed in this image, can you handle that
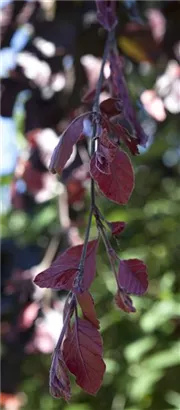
[54,292,75,352]
[73,30,115,290]
[95,213,119,286]
[93,30,115,113]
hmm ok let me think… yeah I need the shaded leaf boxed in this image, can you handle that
[50,351,71,401]
[115,290,136,313]
[77,291,100,329]
[49,113,89,175]
[101,112,139,155]
[108,118,140,155]
[95,128,118,174]
[109,50,148,147]
[90,149,134,205]
[118,259,148,296]
[99,129,117,162]
[100,98,122,117]
[107,221,126,236]
[63,318,105,395]
[34,240,98,292]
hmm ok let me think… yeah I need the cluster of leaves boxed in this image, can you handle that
[34,1,149,399]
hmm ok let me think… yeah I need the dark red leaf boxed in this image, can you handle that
[63,318,105,395]
[101,113,139,155]
[115,290,136,313]
[108,119,140,155]
[100,98,123,117]
[95,128,118,174]
[34,240,98,292]
[96,1,118,31]
[90,149,134,205]
[98,128,118,162]
[49,351,71,401]
[49,113,89,175]
[77,291,100,329]
[109,50,148,148]
[118,259,148,295]
[108,221,126,236]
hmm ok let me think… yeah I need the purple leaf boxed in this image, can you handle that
[34,240,99,293]
[90,149,134,205]
[100,97,123,117]
[107,221,126,236]
[50,351,71,401]
[118,259,148,295]
[95,128,118,175]
[77,291,100,329]
[49,113,90,175]
[109,50,148,149]
[63,317,106,395]
[115,290,136,313]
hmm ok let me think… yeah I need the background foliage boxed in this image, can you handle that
[1,1,180,410]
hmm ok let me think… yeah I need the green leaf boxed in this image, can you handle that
[129,370,163,401]
[141,343,180,370]
[124,336,157,362]
[165,390,180,408]
[29,206,56,233]
[8,211,29,234]
[140,301,180,332]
